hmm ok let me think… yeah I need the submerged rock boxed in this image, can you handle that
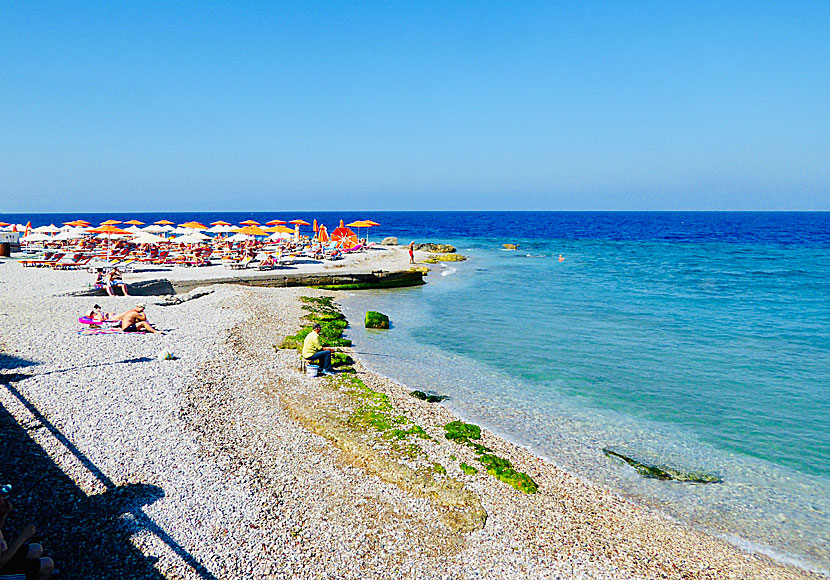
[380,237,398,246]
[423,253,467,264]
[409,390,449,403]
[364,311,390,329]
[602,448,723,483]
[502,244,519,250]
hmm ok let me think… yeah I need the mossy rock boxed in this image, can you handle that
[408,265,430,274]
[460,463,478,475]
[502,244,519,250]
[365,311,390,329]
[477,454,538,493]
[444,421,481,444]
[602,448,723,484]
[414,243,456,253]
[410,390,449,403]
[423,253,467,264]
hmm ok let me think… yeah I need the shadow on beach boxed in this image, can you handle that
[0,378,218,580]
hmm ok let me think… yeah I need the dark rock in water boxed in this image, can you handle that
[602,448,723,483]
[364,311,390,329]
[414,243,456,253]
[410,390,450,403]
[380,236,398,246]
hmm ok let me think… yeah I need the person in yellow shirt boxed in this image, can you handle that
[302,323,336,375]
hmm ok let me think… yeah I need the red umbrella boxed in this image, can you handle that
[330,226,357,248]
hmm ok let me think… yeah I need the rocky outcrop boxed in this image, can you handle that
[414,243,456,253]
[423,254,467,264]
[364,311,390,329]
[380,237,398,246]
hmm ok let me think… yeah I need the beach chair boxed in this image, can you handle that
[225,256,254,270]
[20,252,64,268]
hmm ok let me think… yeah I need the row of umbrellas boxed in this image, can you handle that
[9,218,380,247]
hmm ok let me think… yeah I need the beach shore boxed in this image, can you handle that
[0,254,821,579]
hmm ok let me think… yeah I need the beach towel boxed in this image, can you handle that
[78,328,146,335]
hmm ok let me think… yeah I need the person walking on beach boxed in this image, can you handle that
[302,323,336,376]
[115,303,162,334]
[408,241,415,264]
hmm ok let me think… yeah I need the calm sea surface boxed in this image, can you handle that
[5,211,830,573]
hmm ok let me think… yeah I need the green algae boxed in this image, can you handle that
[311,278,425,290]
[423,253,467,264]
[279,295,352,350]
[443,421,538,494]
[364,311,390,329]
[602,448,723,484]
[410,390,449,403]
[460,463,478,475]
[433,463,447,475]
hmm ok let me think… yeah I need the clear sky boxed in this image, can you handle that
[1,1,828,212]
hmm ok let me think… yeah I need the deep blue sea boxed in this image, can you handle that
[5,211,829,572]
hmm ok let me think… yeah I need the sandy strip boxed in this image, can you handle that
[0,257,822,579]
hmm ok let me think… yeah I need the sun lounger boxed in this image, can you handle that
[225,256,254,270]
[19,252,64,267]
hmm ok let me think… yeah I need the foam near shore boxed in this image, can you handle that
[0,257,823,579]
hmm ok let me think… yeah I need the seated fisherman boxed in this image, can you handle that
[302,323,336,375]
[114,303,162,334]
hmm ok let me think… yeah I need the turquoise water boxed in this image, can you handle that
[340,237,830,574]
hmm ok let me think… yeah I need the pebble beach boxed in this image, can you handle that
[0,252,823,580]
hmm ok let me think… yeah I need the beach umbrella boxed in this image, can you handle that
[124,219,145,225]
[33,224,61,234]
[154,220,175,225]
[239,219,260,226]
[346,221,369,244]
[87,225,131,262]
[0,222,10,227]
[180,221,208,230]
[317,225,329,243]
[131,232,168,244]
[289,219,310,226]
[361,220,379,244]
[266,219,286,225]
[52,229,84,241]
[268,232,292,241]
[330,226,357,248]
[232,225,268,236]
[22,233,51,243]
[312,219,318,233]
[170,227,192,235]
[173,233,209,245]
[267,225,295,234]
[100,220,122,225]
[207,225,227,234]
[210,220,232,226]
[124,225,144,233]
[227,233,253,243]
[142,224,167,233]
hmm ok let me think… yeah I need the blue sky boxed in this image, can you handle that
[1,1,828,211]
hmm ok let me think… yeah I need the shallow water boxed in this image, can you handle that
[8,211,830,572]
[339,232,830,574]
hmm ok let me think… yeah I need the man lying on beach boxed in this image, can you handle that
[302,323,336,375]
[114,303,162,334]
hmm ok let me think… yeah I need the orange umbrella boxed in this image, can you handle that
[63,220,89,226]
[312,219,318,233]
[155,220,175,225]
[124,219,145,225]
[210,220,232,226]
[180,221,208,230]
[100,219,122,225]
[330,226,357,248]
[239,219,260,226]
[232,225,268,236]
[364,220,380,226]
[289,219,310,226]
[87,225,131,262]
[266,219,286,225]
[317,225,329,243]
[0,222,9,227]
[265,225,294,234]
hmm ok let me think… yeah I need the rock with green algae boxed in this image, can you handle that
[460,463,478,475]
[602,448,723,483]
[409,390,449,403]
[444,421,481,444]
[502,244,519,250]
[423,253,467,264]
[364,311,390,329]
[414,243,456,253]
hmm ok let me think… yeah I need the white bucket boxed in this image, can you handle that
[306,365,319,377]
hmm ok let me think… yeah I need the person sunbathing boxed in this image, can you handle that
[85,304,114,322]
[114,303,162,334]
[106,268,129,296]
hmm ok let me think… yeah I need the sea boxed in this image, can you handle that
[4,211,829,574]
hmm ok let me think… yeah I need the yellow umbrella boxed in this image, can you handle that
[100,219,122,225]
[154,219,175,225]
[239,219,261,226]
[180,221,208,230]
[211,220,232,226]
[124,219,145,225]
[232,225,268,236]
